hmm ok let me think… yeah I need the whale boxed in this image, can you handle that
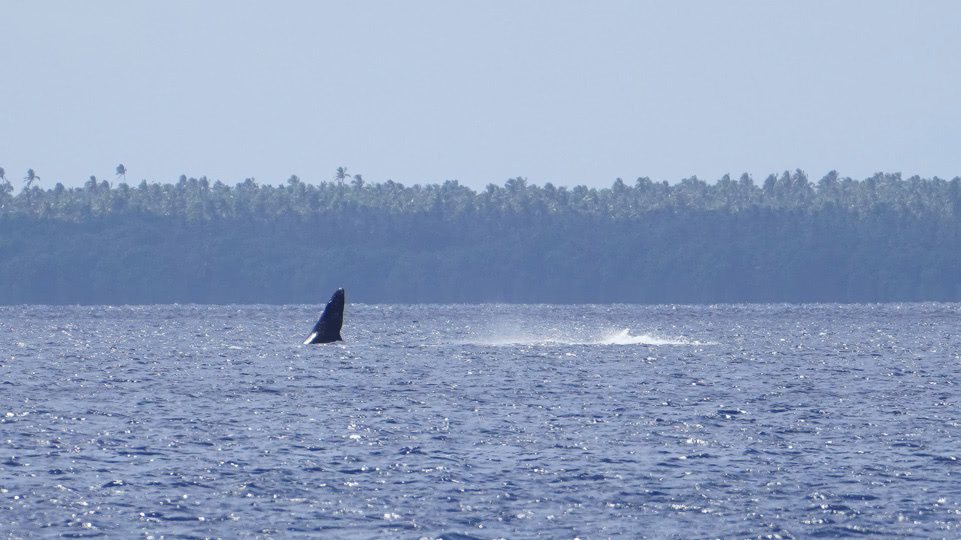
[304,288,345,344]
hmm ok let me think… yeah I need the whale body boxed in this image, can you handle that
[304,288,345,344]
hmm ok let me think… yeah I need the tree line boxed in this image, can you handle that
[1,170,959,304]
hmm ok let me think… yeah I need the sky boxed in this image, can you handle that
[2,1,960,191]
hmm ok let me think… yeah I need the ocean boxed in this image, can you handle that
[1,302,959,539]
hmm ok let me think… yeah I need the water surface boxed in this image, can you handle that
[1,303,960,538]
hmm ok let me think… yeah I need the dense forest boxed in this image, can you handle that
[1,169,960,304]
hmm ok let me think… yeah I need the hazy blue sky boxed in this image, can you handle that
[2,1,960,190]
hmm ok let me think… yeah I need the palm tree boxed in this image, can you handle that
[24,169,39,188]
[0,167,11,199]
[335,166,349,184]
[116,163,127,181]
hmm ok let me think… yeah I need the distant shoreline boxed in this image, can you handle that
[2,172,959,305]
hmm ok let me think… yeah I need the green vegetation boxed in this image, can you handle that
[1,170,959,304]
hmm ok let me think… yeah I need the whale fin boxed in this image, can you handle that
[304,288,345,344]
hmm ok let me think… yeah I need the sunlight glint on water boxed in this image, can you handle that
[0,302,959,539]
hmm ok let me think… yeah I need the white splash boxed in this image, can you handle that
[594,328,703,346]
[463,327,708,346]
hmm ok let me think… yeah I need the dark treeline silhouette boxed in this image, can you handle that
[1,170,960,304]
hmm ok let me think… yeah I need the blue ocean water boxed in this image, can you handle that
[1,303,960,539]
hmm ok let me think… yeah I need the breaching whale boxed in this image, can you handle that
[304,288,345,344]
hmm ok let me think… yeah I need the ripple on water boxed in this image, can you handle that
[0,303,960,538]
